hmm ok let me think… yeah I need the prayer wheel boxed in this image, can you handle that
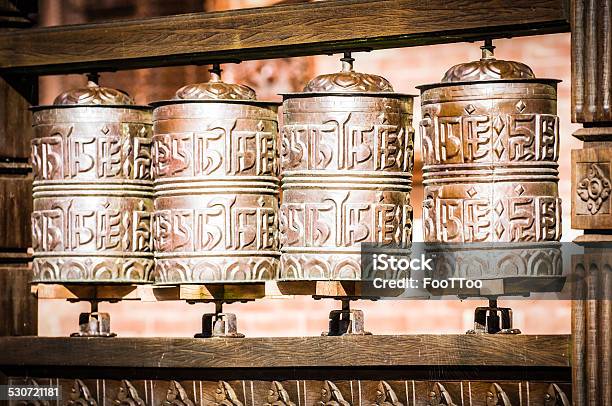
[151,66,280,284]
[31,78,154,283]
[279,54,414,280]
[418,44,562,243]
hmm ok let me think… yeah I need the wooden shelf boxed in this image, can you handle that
[0,0,569,75]
[32,283,146,301]
[32,281,420,301]
[148,283,266,302]
[0,335,570,369]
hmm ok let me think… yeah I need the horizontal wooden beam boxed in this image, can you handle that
[0,335,570,369]
[0,0,569,75]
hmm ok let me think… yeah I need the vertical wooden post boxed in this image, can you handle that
[571,0,612,404]
[0,2,38,336]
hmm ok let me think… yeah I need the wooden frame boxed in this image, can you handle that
[0,0,569,75]
[2,0,610,405]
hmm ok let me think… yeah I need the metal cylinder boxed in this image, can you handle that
[279,54,414,280]
[31,80,154,283]
[418,45,562,243]
[151,66,280,284]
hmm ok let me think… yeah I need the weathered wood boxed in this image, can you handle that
[571,244,612,406]
[0,42,36,336]
[149,283,266,301]
[0,0,569,75]
[0,170,31,250]
[275,280,404,298]
[0,77,33,158]
[0,264,37,336]
[32,284,145,301]
[2,377,572,405]
[0,335,570,369]
[571,0,612,123]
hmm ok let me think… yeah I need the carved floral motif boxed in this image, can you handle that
[174,81,256,101]
[577,163,611,214]
[441,59,535,82]
[304,71,394,93]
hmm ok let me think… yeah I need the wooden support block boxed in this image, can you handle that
[275,280,402,298]
[149,283,266,302]
[32,283,144,301]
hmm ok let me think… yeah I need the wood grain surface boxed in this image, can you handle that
[0,0,569,75]
[0,335,570,369]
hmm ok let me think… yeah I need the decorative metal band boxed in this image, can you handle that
[152,102,280,283]
[423,243,563,296]
[32,256,153,283]
[280,252,363,280]
[420,82,561,243]
[420,82,557,103]
[153,103,278,121]
[152,256,279,284]
[425,243,562,277]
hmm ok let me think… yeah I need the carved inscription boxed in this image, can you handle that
[32,123,152,181]
[32,198,152,253]
[280,191,412,247]
[420,109,559,165]
[154,195,277,253]
[152,119,278,178]
[423,191,561,243]
[281,113,412,172]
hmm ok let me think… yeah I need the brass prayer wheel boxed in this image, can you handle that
[418,43,562,243]
[31,78,154,283]
[279,53,414,280]
[151,65,280,284]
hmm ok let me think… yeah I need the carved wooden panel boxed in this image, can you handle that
[572,147,612,229]
[6,378,572,406]
[572,247,612,406]
[571,0,612,123]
